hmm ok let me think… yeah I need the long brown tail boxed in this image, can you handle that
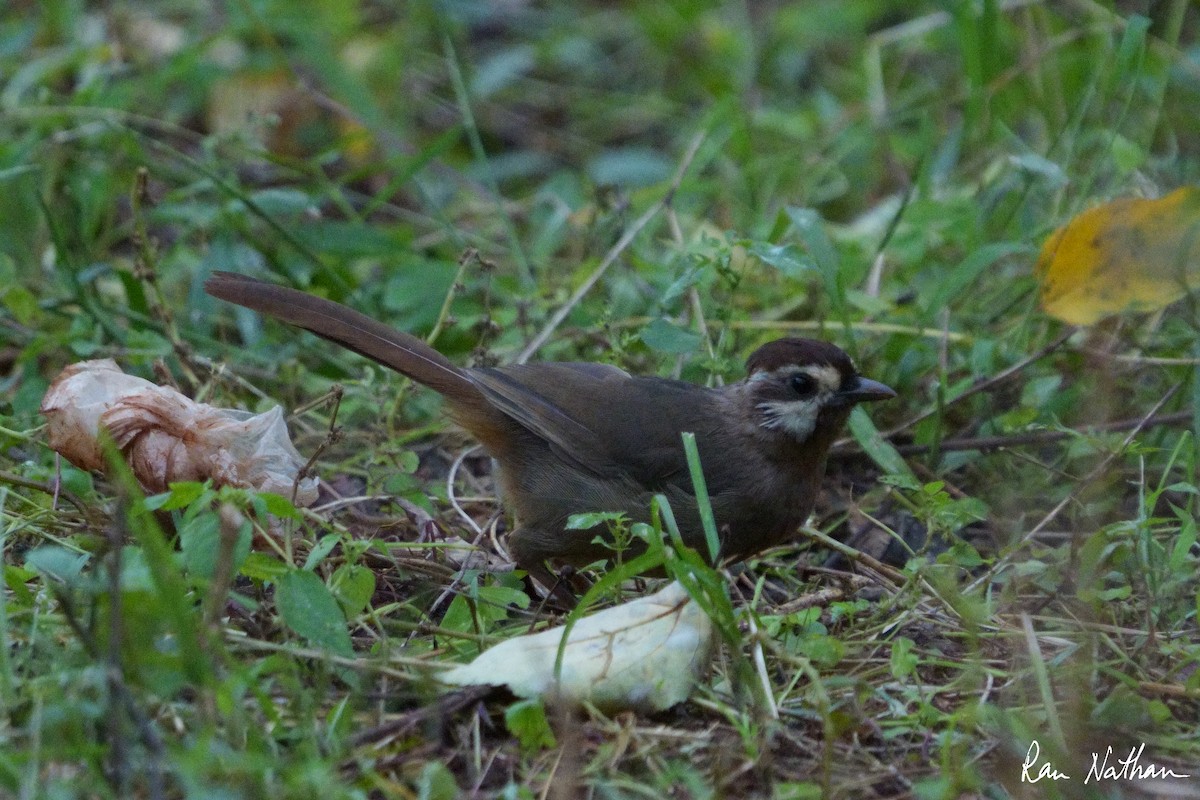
[205,271,482,403]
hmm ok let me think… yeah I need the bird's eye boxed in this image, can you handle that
[789,373,818,398]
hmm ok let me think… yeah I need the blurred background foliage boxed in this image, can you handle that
[2,0,1199,797]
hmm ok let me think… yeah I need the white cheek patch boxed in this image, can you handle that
[756,398,820,441]
[751,364,844,442]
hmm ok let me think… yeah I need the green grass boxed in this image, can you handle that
[3,1,1199,798]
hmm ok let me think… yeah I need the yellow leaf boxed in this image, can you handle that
[207,69,376,162]
[206,68,296,148]
[1035,187,1200,325]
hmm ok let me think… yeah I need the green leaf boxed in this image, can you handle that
[944,539,985,568]
[772,782,823,800]
[397,449,420,473]
[115,268,150,316]
[797,632,844,668]
[471,45,535,98]
[890,636,918,679]
[240,552,289,582]
[4,564,36,605]
[57,465,94,499]
[382,471,420,496]
[785,206,839,274]
[586,147,673,188]
[124,328,173,358]
[1111,133,1145,173]
[1114,14,1150,76]
[415,760,459,800]
[1096,585,1132,601]
[24,546,90,586]
[681,432,720,563]
[661,261,708,304]
[1169,511,1197,572]
[566,512,627,530]
[146,481,208,511]
[275,569,353,657]
[330,564,375,618]
[469,582,517,627]
[504,699,557,751]
[925,241,1028,314]
[178,512,222,580]
[746,241,812,278]
[291,220,399,258]
[848,406,915,482]
[439,594,474,635]
[256,492,303,520]
[179,510,251,581]
[1008,152,1068,186]
[238,187,313,216]
[640,318,701,354]
[108,453,214,686]
[477,583,530,612]
[303,534,341,570]
[0,284,37,325]
[117,546,156,592]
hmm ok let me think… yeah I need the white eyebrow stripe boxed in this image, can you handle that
[749,365,801,382]
[750,364,843,391]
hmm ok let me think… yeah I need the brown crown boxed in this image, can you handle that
[745,337,857,378]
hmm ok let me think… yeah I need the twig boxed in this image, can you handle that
[203,505,243,629]
[415,445,503,623]
[312,492,393,516]
[290,384,345,418]
[772,582,868,615]
[1136,682,1200,699]
[877,410,1192,456]
[729,581,780,719]
[442,37,533,286]
[129,167,202,393]
[517,130,707,363]
[27,511,168,796]
[966,384,1181,593]
[427,248,475,347]
[877,328,1075,442]
[1021,613,1068,750]
[224,630,464,667]
[447,445,485,537]
[105,517,129,795]
[192,352,275,406]
[746,613,779,720]
[293,385,344,506]
[345,685,492,749]
[799,525,906,587]
[602,316,974,343]
[0,469,95,520]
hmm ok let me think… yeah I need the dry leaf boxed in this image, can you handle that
[41,359,318,505]
[207,68,373,162]
[438,581,715,713]
[1036,187,1200,325]
[206,69,307,155]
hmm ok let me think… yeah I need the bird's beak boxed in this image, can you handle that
[830,376,896,406]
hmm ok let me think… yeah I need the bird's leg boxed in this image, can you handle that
[509,527,580,610]
[524,560,580,611]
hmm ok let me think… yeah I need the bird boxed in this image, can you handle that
[205,271,895,594]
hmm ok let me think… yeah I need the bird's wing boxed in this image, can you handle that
[468,365,616,476]
[471,364,731,490]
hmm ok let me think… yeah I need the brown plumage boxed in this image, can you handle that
[205,271,894,588]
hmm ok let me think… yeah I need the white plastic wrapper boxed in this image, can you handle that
[439,581,715,712]
[40,359,318,506]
